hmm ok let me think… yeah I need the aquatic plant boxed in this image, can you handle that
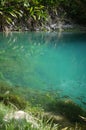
[0,81,13,94]
[0,82,27,109]
[47,99,86,123]
[0,102,86,130]
[0,93,27,110]
[0,83,86,129]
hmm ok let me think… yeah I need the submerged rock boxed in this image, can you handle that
[43,112,67,123]
[4,110,39,128]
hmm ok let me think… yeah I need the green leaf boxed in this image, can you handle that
[32,15,36,20]
[13,10,23,17]
[9,12,17,18]
[30,7,33,13]
[6,17,12,25]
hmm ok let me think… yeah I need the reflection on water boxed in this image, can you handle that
[0,32,86,108]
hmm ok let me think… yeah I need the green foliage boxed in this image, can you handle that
[0,1,22,24]
[0,0,86,30]
[0,0,47,30]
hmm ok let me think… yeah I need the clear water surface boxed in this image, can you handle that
[0,32,86,108]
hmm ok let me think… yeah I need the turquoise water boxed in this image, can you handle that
[0,32,86,108]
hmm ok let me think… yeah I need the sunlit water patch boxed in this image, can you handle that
[0,32,86,108]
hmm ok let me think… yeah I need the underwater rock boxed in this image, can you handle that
[4,110,39,128]
[43,112,66,123]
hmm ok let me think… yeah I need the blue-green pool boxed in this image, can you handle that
[0,32,86,108]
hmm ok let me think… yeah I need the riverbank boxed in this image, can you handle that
[0,6,86,32]
[2,14,86,32]
[0,0,86,32]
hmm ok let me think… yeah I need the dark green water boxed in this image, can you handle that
[0,32,86,108]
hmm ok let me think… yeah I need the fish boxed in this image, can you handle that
[62,95,70,99]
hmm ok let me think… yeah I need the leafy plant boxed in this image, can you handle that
[0,1,22,30]
[0,0,47,31]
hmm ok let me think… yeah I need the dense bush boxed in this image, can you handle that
[0,0,86,30]
[0,0,47,30]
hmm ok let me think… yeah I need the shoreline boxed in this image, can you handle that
[0,25,86,33]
